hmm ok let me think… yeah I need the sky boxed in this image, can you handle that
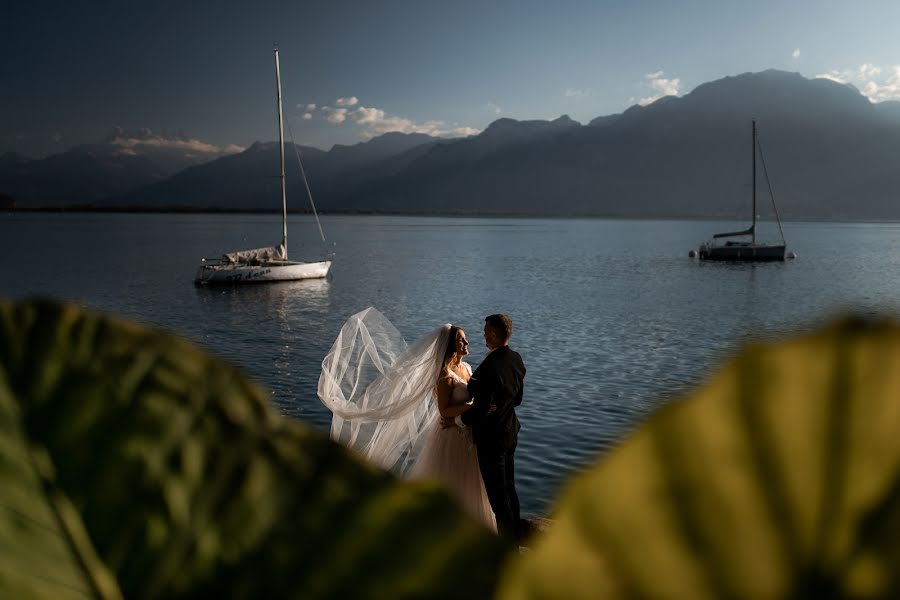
[4,0,900,157]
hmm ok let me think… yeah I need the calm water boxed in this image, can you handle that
[4,212,900,515]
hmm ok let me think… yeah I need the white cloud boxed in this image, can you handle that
[486,101,502,114]
[302,113,313,120]
[323,107,348,123]
[319,98,479,138]
[859,63,881,79]
[862,66,900,102]
[306,103,317,110]
[815,69,850,84]
[815,63,900,102]
[792,48,801,59]
[109,132,243,155]
[328,104,478,138]
[638,71,680,106]
[352,106,385,125]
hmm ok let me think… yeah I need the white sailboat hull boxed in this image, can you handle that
[194,49,333,286]
[194,260,331,285]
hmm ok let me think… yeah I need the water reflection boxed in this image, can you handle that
[193,279,332,421]
[10,213,900,516]
[193,278,331,312]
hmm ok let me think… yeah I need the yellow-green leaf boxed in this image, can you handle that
[0,299,506,599]
[502,317,900,599]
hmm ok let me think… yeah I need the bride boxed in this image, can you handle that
[318,307,496,531]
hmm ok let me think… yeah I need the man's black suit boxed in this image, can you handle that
[462,345,526,541]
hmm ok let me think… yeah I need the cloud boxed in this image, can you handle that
[306,103,317,110]
[792,48,801,59]
[815,70,849,84]
[862,66,900,102]
[302,113,313,120]
[352,106,386,125]
[323,107,348,123]
[815,63,900,102]
[318,97,479,139]
[486,101,502,114]
[638,71,680,106]
[108,130,243,155]
[859,63,881,78]
[341,104,478,138]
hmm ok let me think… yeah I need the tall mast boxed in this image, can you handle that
[275,46,288,258]
[751,118,757,245]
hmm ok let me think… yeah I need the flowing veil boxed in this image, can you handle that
[317,307,451,476]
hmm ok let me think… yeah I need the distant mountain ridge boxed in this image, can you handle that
[344,69,900,219]
[110,131,439,210]
[6,70,900,220]
[0,128,243,206]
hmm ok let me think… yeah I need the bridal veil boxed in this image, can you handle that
[318,307,450,476]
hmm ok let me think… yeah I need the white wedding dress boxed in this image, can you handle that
[410,363,496,531]
[318,307,496,532]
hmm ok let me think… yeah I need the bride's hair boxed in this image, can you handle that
[440,325,463,378]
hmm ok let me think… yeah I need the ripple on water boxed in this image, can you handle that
[5,215,900,515]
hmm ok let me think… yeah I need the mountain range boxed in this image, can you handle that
[5,70,900,220]
[0,128,242,207]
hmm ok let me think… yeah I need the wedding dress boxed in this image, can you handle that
[410,363,496,531]
[318,307,496,531]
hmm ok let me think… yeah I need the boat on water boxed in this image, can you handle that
[195,47,332,286]
[696,119,789,262]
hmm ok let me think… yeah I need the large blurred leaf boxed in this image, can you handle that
[0,300,506,599]
[502,317,900,599]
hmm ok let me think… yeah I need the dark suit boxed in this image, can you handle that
[462,345,526,541]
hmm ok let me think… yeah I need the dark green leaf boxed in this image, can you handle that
[0,300,506,599]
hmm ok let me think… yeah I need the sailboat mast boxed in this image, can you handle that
[751,118,757,245]
[275,47,288,258]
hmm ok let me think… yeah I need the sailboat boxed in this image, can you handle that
[194,47,332,285]
[697,119,788,262]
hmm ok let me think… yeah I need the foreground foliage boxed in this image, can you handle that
[502,317,900,599]
[6,300,900,599]
[0,300,507,599]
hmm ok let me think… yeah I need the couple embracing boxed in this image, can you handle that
[318,308,526,543]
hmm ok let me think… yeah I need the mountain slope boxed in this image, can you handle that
[10,70,900,219]
[348,70,900,219]
[0,129,241,207]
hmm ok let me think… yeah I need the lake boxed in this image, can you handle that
[4,212,900,515]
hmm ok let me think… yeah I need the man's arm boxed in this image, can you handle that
[513,355,526,407]
[461,361,496,426]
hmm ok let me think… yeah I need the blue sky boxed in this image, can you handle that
[4,0,899,156]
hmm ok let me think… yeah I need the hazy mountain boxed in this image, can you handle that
[111,131,440,210]
[876,101,900,124]
[588,113,621,127]
[344,70,900,219]
[9,70,900,219]
[115,142,327,209]
[325,132,436,173]
[0,129,242,207]
[0,152,29,166]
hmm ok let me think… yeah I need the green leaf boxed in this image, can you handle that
[501,317,900,599]
[0,300,507,599]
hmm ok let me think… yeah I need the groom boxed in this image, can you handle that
[455,313,526,543]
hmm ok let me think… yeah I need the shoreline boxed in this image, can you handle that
[4,206,896,224]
